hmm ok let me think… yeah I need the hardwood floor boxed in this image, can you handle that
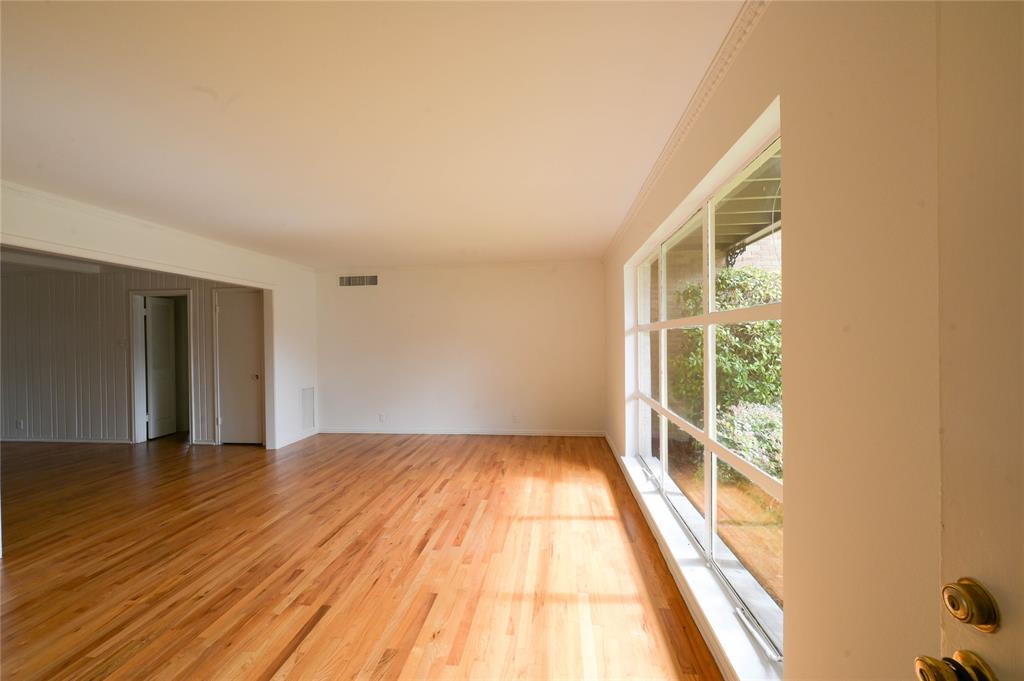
[1,434,722,681]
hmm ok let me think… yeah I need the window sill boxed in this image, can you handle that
[609,441,783,681]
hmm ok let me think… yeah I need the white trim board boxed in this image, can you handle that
[603,434,783,681]
[269,427,318,450]
[0,181,313,287]
[319,427,604,437]
[128,289,196,445]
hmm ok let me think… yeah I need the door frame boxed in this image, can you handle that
[128,288,195,444]
[212,287,266,445]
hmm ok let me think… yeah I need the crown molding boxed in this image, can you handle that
[603,0,769,262]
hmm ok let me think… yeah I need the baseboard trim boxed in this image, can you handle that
[319,426,604,437]
[603,432,623,457]
[271,428,319,450]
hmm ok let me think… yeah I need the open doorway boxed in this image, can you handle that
[130,291,193,443]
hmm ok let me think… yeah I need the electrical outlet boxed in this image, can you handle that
[377,413,386,424]
[16,418,25,430]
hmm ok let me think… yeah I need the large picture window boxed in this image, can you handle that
[634,139,783,653]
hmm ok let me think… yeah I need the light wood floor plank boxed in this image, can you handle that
[1,434,722,680]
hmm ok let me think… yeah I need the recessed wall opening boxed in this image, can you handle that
[1,245,274,448]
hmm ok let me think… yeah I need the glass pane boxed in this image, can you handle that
[715,321,782,479]
[637,402,662,482]
[638,331,660,400]
[665,212,704,320]
[713,141,781,312]
[666,327,703,428]
[637,255,660,325]
[665,421,705,544]
[714,457,783,648]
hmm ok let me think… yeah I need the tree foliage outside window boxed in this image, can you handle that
[667,266,783,479]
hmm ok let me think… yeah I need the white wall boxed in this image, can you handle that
[317,262,604,435]
[0,182,318,449]
[604,3,943,678]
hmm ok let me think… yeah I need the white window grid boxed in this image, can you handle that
[633,137,783,655]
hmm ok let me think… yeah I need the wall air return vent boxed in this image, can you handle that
[338,275,378,287]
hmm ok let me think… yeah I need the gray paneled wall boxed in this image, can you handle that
[1,264,244,443]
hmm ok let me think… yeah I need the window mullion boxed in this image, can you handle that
[703,198,717,554]
[708,302,782,326]
[640,315,705,332]
[714,446,784,502]
[635,268,645,460]
[659,243,668,486]
[658,244,667,324]
[641,304,781,333]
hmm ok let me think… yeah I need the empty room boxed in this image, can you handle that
[1,2,1021,680]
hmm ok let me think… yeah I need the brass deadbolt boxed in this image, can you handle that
[942,577,1000,632]
[915,650,998,681]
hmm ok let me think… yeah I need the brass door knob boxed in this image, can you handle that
[942,577,1000,632]
[915,650,998,681]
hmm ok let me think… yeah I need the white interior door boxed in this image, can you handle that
[144,296,176,439]
[216,289,264,444]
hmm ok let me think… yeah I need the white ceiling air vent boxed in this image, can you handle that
[338,275,378,287]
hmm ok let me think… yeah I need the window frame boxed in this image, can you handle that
[632,137,783,656]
